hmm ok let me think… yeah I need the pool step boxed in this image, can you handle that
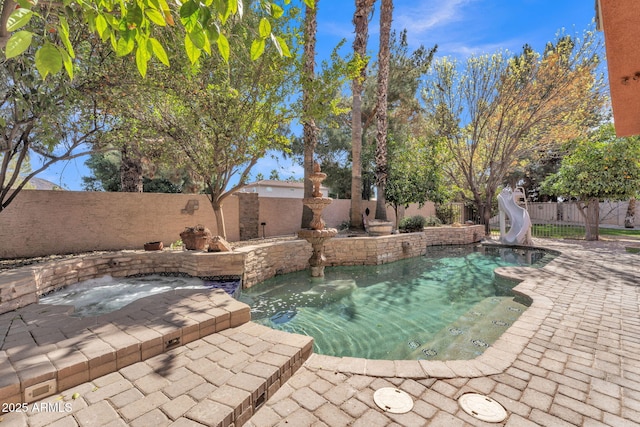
[404,296,528,360]
[0,289,251,404]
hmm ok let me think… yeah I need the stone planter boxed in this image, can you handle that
[367,220,393,236]
[143,241,163,251]
[180,225,212,250]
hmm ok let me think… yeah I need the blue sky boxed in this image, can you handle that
[35,0,600,190]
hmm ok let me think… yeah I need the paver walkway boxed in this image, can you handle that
[246,238,640,426]
[2,238,639,426]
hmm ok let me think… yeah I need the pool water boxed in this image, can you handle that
[39,274,241,317]
[239,245,554,361]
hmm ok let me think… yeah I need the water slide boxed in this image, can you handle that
[497,187,532,245]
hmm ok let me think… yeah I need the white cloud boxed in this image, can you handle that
[395,0,478,36]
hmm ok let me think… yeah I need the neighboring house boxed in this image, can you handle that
[596,0,640,136]
[238,180,328,198]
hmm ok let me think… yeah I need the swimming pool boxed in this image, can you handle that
[239,244,554,360]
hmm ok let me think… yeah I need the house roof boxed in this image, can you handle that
[242,180,328,190]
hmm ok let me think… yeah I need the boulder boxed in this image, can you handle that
[208,236,233,252]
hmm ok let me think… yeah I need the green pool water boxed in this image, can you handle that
[239,244,554,360]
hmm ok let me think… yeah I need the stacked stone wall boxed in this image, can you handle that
[0,226,484,313]
[239,241,311,288]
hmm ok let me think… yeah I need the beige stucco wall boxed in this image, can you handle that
[0,190,439,259]
[0,191,240,258]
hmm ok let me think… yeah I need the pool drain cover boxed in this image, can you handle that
[373,388,413,414]
[458,393,507,423]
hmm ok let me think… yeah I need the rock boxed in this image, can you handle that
[208,236,233,252]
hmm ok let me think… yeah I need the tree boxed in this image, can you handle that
[424,31,606,234]
[2,0,312,78]
[301,0,318,229]
[541,124,640,240]
[1,22,114,213]
[385,134,447,227]
[269,169,281,181]
[82,150,197,193]
[350,0,375,230]
[120,10,298,239]
[625,197,635,228]
[373,0,392,220]
[288,31,436,204]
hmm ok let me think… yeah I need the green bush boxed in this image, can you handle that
[435,204,457,224]
[398,215,427,232]
[424,215,443,227]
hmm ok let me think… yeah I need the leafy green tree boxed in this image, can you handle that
[385,134,448,227]
[541,124,640,240]
[82,152,121,192]
[117,8,298,238]
[1,21,114,213]
[425,31,606,235]
[2,0,313,78]
[82,150,197,192]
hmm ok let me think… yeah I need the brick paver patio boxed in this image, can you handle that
[1,238,639,426]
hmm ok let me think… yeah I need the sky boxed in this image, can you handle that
[34,0,600,191]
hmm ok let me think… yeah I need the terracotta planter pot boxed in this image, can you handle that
[144,241,163,251]
[180,226,212,250]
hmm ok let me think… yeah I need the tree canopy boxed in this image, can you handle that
[541,124,640,240]
[1,0,314,78]
[1,19,114,212]
[109,6,299,238]
[424,30,606,234]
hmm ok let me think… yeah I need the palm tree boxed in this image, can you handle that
[374,0,393,220]
[350,0,376,229]
[301,0,319,229]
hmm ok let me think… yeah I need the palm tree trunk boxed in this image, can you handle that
[120,143,143,192]
[301,1,319,229]
[350,0,375,230]
[374,0,393,221]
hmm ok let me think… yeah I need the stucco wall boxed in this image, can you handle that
[0,191,240,258]
[0,190,438,259]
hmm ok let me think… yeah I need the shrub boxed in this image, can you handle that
[436,204,457,224]
[399,215,427,232]
[424,216,443,227]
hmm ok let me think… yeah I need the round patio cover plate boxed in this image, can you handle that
[458,393,507,423]
[373,387,414,414]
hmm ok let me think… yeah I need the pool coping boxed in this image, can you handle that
[301,265,555,379]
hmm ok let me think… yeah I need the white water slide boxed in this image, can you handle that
[497,187,532,245]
